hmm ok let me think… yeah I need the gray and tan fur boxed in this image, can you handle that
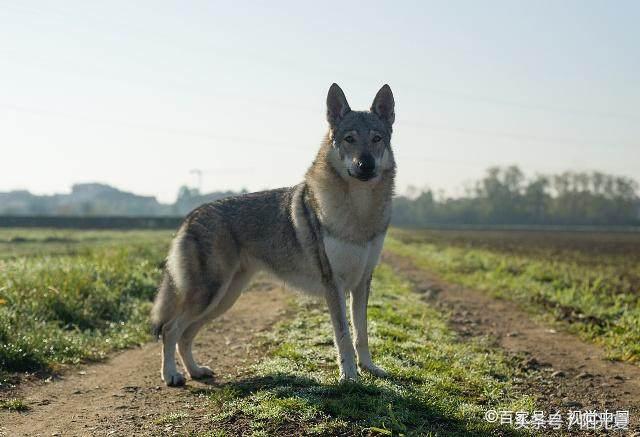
[151,83,396,386]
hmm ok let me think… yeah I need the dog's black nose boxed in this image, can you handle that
[355,154,375,173]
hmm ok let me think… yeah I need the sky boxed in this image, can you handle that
[1,1,638,203]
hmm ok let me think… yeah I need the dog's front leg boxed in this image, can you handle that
[325,286,358,381]
[351,274,387,377]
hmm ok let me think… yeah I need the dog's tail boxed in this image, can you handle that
[150,271,178,339]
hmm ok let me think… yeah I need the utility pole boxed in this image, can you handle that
[189,169,203,193]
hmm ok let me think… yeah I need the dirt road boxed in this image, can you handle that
[384,252,640,432]
[1,283,288,436]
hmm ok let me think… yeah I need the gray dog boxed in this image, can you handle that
[151,83,396,386]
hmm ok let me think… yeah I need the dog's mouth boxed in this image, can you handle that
[348,169,378,182]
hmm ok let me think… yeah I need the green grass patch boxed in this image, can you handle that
[0,229,171,376]
[0,228,171,259]
[155,411,190,425]
[386,228,640,363]
[0,398,29,412]
[205,265,534,435]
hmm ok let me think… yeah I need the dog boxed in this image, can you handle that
[151,83,396,386]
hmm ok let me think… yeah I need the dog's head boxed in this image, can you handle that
[325,84,395,184]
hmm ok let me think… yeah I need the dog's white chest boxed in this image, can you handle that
[323,234,385,290]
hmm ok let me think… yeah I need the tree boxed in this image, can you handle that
[391,166,639,226]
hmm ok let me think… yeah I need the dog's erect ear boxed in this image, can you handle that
[371,84,395,127]
[326,83,351,127]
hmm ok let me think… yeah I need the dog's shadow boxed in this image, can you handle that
[187,373,513,436]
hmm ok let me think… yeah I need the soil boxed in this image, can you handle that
[1,280,288,436]
[383,251,640,434]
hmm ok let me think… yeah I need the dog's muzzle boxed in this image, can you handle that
[348,154,377,181]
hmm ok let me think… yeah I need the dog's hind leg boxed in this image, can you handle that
[176,318,212,379]
[161,315,189,386]
[161,275,233,386]
[154,273,192,386]
[162,279,226,386]
[160,220,243,386]
[177,268,254,379]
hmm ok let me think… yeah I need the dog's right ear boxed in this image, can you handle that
[371,84,395,127]
[326,83,351,128]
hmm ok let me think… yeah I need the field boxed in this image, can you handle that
[387,229,640,362]
[1,228,639,435]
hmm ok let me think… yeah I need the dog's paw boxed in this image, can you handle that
[188,365,214,379]
[339,372,359,383]
[163,372,186,387]
[339,363,359,382]
[359,363,388,378]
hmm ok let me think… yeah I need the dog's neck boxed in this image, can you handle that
[304,137,395,243]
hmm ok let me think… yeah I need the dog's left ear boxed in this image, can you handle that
[326,83,351,128]
[371,84,395,127]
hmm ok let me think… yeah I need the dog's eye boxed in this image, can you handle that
[372,135,382,143]
[344,135,355,144]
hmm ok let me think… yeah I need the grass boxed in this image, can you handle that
[203,264,534,436]
[0,398,28,411]
[386,228,640,363]
[0,229,171,380]
[155,411,190,425]
[1,228,539,434]
[0,228,171,259]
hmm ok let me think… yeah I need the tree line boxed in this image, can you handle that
[2,167,638,227]
[392,166,640,226]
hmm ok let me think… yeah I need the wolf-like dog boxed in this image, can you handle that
[151,83,396,386]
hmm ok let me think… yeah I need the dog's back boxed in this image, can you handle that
[178,187,303,276]
[151,184,324,337]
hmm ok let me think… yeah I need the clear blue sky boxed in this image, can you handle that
[1,1,638,202]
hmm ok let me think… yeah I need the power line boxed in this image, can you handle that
[399,121,635,147]
[2,2,639,123]
[4,100,630,177]
[0,103,306,150]
[2,102,634,153]
[414,87,639,122]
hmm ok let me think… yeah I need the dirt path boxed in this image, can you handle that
[1,281,288,437]
[384,252,640,431]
